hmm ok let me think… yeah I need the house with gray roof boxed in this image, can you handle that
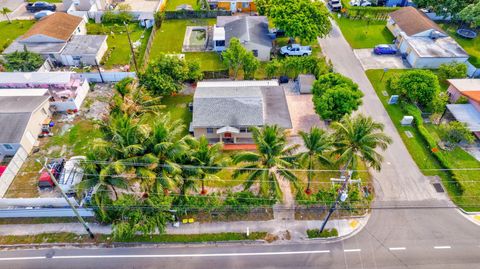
[213,16,273,61]
[0,95,51,164]
[191,80,292,143]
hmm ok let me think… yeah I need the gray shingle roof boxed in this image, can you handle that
[62,35,108,55]
[217,16,272,48]
[0,96,49,143]
[192,86,292,129]
[192,87,264,128]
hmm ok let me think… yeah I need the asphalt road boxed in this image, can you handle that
[0,18,478,269]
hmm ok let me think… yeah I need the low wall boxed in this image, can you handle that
[165,10,231,19]
[0,147,28,198]
[78,72,136,83]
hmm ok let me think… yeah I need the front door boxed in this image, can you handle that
[230,1,236,12]
[223,132,233,143]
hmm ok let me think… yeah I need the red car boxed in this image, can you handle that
[38,158,65,188]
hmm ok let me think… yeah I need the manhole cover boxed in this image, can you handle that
[432,183,444,193]
[405,131,413,138]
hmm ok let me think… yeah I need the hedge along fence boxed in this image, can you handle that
[401,103,465,196]
[142,23,159,70]
[202,69,229,79]
[165,10,232,19]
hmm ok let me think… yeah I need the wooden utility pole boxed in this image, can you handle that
[124,22,139,72]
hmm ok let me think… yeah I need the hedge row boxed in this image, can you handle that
[402,103,464,195]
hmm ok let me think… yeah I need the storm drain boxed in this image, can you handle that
[432,183,445,193]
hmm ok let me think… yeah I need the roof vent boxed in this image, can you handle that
[430,30,441,40]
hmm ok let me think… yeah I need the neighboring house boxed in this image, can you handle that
[191,80,292,144]
[0,95,51,162]
[445,79,480,137]
[208,0,256,13]
[213,16,272,61]
[0,72,89,112]
[2,13,108,67]
[387,7,469,69]
[383,0,413,7]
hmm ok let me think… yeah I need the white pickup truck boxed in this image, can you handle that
[280,44,312,56]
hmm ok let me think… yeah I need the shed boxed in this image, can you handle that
[296,74,315,94]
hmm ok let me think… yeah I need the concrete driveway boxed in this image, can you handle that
[354,48,409,70]
[285,93,324,136]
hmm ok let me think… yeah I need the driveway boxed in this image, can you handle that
[354,48,409,70]
[318,20,447,203]
[285,93,324,136]
[0,0,25,21]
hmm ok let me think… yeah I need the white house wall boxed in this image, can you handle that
[413,57,469,69]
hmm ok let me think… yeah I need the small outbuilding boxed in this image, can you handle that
[296,74,315,94]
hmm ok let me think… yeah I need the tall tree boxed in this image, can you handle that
[242,51,260,80]
[391,69,440,109]
[297,127,332,195]
[414,0,476,18]
[185,136,224,195]
[232,125,299,199]
[268,0,331,42]
[331,114,392,171]
[312,73,363,121]
[1,8,12,23]
[459,2,480,27]
[222,38,247,80]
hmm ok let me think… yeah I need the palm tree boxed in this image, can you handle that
[185,136,224,195]
[298,127,332,195]
[331,114,393,172]
[232,125,299,199]
[147,114,188,194]
[1,8,12,24]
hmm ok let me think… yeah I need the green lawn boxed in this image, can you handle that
[335,17,394,49]
[439,23,480,68]
[87,23,151,69]
[165,0,198,11]
[366,69,480,211]
[149,19,225,71]
[160,94,193,136]
[0,20,35,53]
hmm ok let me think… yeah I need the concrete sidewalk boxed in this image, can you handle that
[0,217,368,241]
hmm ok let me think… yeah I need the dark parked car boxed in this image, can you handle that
[26,2,56,13]
[373,44,398,55]
[38,158,65,188]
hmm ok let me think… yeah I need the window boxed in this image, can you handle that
[3,144,13,150]
[77,27,81,33]
[42,108,48,115]
[72,56,82,61]
[216,40,225,47]
[206,128,214,134]
[242,2,249,8]
[239,127,249,133]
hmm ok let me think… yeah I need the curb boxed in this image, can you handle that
[304,212,371,243]
[0,240,267,250]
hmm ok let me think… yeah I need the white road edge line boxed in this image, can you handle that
[344,249,361,253]
[43,250,331,260]
[434,246,451,249]
[389,247,406,251]
[0,257,45,261]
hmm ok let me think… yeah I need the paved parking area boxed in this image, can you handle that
[285,93,324,136]
[354,48,409,70]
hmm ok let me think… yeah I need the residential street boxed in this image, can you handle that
[318,20,447,203]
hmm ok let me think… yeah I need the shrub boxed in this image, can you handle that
[306,228,338,238]
[102,11,134,24]
[439,121,475,145]
[4,49,44,72]
[395,70,440,109]
[438,62,468,82]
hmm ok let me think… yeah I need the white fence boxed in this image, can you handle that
[0,198,79,208]
[78,72,136,83]
[0,147,28,198]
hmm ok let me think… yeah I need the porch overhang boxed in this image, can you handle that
[216,126,240,134]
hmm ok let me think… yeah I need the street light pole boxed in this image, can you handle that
[319,158,352,233]
[36,158,95,239]
[124,21,139,72]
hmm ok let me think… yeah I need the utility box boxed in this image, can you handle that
[401,116,414,126]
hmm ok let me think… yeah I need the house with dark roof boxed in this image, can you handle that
[387,7,468,68]
[0,95,51,162]
[213,16,273,61]
[191,80,292,144]
[3,13,108,67]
